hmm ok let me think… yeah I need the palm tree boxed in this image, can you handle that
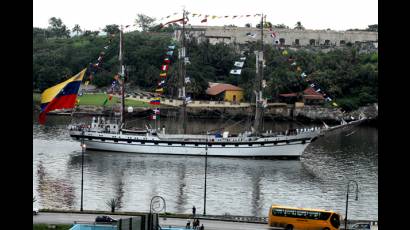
[294,21,305,30]
[106,198,121,213]
[73,24,82,36]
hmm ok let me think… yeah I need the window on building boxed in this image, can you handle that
[309,39,316,46]
[279,38,285,45]
[295,39,300,45]
[340,40,345,45]
[324,40,330,45]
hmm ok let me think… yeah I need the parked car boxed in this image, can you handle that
[351,222,371,230]
[33,207,39,215]
[95,215,118,223]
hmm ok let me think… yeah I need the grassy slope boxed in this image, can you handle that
[33,93,149,107]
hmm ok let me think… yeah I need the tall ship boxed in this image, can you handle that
[65,12,327,158]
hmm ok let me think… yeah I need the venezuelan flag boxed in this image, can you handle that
[150,97,161,105]
[39,68,86,124]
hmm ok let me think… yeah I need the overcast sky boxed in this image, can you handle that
[33,0,378,31]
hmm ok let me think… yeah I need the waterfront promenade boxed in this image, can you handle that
[33,212,267,230]
[33,212,378,230]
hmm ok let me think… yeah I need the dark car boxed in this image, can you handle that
[351,222,371,230]
[95,215,118,224]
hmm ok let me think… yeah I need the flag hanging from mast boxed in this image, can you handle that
[160,18,185,28]
[39,68,87,124]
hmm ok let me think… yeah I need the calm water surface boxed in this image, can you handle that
[33,114,378,219]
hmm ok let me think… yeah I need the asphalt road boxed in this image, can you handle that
[33,212,270,230]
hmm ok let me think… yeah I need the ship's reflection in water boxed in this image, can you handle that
[66,151,309,217]
[33,117,377,219]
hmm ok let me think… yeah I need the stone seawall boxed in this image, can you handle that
[181,104,377,123]
[36,103,378,124]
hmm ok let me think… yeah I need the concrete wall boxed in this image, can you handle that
[181,26,378,47]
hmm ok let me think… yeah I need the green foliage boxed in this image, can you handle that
[103,24,120,35]
[33,22,377,110]
[294,21,305,30]
[135,14,156,32]
[48,17,70,38]
[72,24,82,36]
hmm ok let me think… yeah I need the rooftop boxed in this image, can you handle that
[206,83,243,96]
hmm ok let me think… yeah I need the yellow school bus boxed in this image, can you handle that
[268,205,341,230]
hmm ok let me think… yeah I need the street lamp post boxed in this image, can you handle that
[80,129,85,212]
[344,180,359,230]
[203,131,208,216]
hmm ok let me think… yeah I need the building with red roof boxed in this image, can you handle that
[279,87,325,105]
[206,82,244,103]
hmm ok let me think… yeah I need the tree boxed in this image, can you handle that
[294,21,305,30]
[82,30,92,37]
[72,24,82,36]
[256,21,273,29]
[48,17,70,38]
[273,24,289,29]
[366,24,378,32]
[103,24,120,35]
[135,14,156,32]
[106,198,121,213]
[33,27,48,41]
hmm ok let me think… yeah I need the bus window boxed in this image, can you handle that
[284,209,297,217]
[272,208,285,216]
[320,212,331,220]
[296,210,307,218]
[307,211,320,219]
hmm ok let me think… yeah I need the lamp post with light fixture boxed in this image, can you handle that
[80,129,86,211]
[344,180,359,230]
[203,131,208,216]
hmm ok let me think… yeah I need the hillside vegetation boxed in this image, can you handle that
[33,20,377,111]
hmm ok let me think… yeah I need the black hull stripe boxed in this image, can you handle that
[71,135,311,146]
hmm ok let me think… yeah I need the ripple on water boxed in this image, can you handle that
[33,120,378,219]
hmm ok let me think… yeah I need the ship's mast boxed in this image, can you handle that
[252,13,264,135]
[119,25,125,128]
[178,9,188,134]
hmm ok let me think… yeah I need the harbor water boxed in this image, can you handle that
[33,113,378,220]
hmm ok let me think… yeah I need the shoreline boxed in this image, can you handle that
[33,103,378,125]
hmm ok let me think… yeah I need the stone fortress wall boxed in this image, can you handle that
[178,26,378,47]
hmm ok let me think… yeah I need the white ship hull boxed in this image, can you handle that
[69,130,318,158]
[83,139,311,157]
